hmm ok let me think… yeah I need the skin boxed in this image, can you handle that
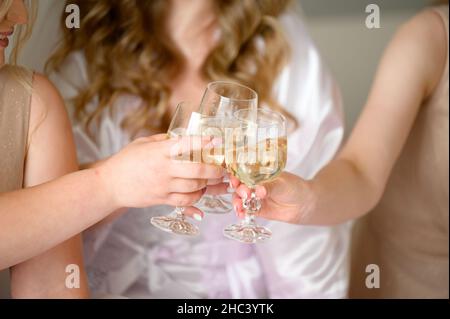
[167,0,218,109]
[84,0,228,228]
[0,0,225,297]
[232,9,448,225]
[1,0,88,298]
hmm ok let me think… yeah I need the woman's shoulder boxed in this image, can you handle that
[32,72,64,103]
[0,65,69,147]
[399,6,447,40]
[0,67,64,110]
[388,7,447,96]
[392,7,447,57]
[28,72,71,140]
[0,65,33,91]
[0,64,32,75]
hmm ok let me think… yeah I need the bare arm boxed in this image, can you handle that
[0,75,121,271]
[0,136,223,271]
[10,74,89,298]
[308,9,447,224]
[79,159,128,231]
[233,9,447,225]
[0,169,119,270]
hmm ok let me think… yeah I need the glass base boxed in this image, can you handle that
[150,215,199,236]
[197,195,232,214]
[223,223,272,244]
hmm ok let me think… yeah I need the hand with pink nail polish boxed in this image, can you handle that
[231,172,312,224]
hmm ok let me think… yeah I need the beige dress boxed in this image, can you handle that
[0,65,33,193]
[350,6,449,299]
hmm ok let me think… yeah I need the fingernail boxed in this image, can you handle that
[193,213,203,221]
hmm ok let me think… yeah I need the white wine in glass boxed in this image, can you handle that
[150,102,202,236]
[229,137,287,187]
[224,108,287,244]
[196,81,258,214]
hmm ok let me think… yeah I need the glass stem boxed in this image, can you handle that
[242,189,261,226]
[175,207,185,220]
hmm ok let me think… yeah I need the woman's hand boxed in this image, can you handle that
[231,172,314,225]
[97,134,226,218]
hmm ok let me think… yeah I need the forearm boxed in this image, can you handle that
[0,168,118,269]
[10,235,89,298]
[302,157,382,225]
[81,160,128,230]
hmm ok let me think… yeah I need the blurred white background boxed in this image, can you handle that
[1,0,429,299]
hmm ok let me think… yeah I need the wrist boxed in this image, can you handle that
[296,179,318,224]
[88,163,122,212]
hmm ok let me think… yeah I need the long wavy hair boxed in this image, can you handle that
[48,0,294,136]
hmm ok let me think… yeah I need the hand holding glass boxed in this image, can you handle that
[224,108,287,243]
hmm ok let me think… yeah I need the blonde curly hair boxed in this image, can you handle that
[49,0,295,136]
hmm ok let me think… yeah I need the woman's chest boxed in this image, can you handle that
[168,71,208,114]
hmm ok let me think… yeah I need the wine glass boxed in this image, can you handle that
[150,101,203,236]
[196,81,258,214]
[224,108,287,243]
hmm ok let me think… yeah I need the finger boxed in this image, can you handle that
[134,133,167,144]
[232,195,245,218]
[207,178,224,186]
[205,182,229,195]
[235,185,252,200]
[235,184,267,199]
[167,135,221,159]
[166,189,205,207]
[254,185,267,198]
[182,206,205,222]
[229,175,241,189]
[147,133,169,142]
[169,178,208,193]
[170,162,225,180]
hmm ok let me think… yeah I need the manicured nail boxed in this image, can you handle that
[193,213,203,221]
